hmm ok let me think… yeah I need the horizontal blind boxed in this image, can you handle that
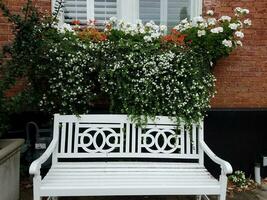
[64,0,87,24]
[94,0,117,27]
[139,0,161,25]
[167,0,190,29]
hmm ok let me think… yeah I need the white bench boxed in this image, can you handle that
[29,114,232,200]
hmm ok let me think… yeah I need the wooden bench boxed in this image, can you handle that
[29,114,232,200]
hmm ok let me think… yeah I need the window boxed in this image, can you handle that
[63,0,118,25]
[94,0,117,27]
[64,0,88,24]
[58,0,202,27]
[139,0,191,30]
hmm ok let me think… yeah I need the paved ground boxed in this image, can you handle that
[20,183,267,200]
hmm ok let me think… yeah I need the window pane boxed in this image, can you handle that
[139,0,191,29]
[64,0,87,24]
[95,0,117,27]
[139,0,161,25]
[167,0,190,30]
[63,0,117,26]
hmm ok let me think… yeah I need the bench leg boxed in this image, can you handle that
[218,194,226,200]
[33,176,42,200]
[196,195,202,200]
[219,174,227,200]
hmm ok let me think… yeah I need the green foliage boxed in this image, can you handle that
[100,37,215,125]
[0,1,251,133]
[229,171,248,188]
[228,170,256,191]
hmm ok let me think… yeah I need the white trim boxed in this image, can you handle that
[87,0,94,20]
[119,0,139,23]
[53,0,203,24]
[160,0,168,26]
[190,0,203,19]
[51,0,56,14]
[117,0,122,20]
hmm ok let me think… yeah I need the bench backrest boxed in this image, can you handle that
[52,114,204,164]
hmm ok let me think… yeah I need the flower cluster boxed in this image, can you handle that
[228,170,256,192]
[0,1,251,128]
[105,17,167,42]
[162,29,187,45]
[99,37,215,125]
[174,7,251,62]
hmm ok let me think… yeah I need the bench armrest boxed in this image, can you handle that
[199,140,233,175]
[29,139,58,175]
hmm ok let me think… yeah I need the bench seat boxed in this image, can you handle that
[41,162,220,196]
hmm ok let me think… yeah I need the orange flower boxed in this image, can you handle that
[77,27,108,42]
[162,30,187,45]
[71,20,81,25]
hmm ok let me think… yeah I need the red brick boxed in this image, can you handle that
[204,0,267,108]
[1,0,267,109]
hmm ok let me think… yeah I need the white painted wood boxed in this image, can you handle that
[180,124,185,154]
[67,122,73,153]
[219,175,227,200]
[192,124,197,155]
[196,196,202,200]
[190,0,203,20]
[198,121,204,166]
[199,140,233,175]
[30,114,231,200]
[33,175,41,200]
[125,122,130,153]
[60,122,66,153]
[186,129,191,154]
[119,0,139,23]
[132,123,136,153]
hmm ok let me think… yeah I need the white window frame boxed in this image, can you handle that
[53,0,202,24]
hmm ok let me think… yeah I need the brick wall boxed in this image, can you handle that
[1,0,266,108]
[0,0,51,96]
[203,0,267,108]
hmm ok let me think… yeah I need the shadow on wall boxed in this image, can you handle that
[204,110,267,179]
[180,7,189,21]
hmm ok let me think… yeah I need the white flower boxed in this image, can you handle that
[109,16,117,23]
[234,7,249,16]
[234,7,242,14]
[56,23,73,33]
[198,22,208,29]
[210,61,213,66]
[151,24,159,32]
[145,21,155,28]
[174,20,192,31]
[139,28,145,34]
[222,39,233,48]
[160,25,167,32]
[229,23,239,30]
[208,18,216,26]
[207,10,214,16]
[151,32,160,39]
[242,9,249,14]
[181,18,189,24]
[236,40,243,46]
[244,19,252,26]
[193,16,204,26]
[219,16,231,22]
[136,19,143,25]
[210,27,223,33]
[235,31,244,38]
[197,30,206,37]
[118,19,125,27]
[144,35,152,42]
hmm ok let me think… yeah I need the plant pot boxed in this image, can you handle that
[0,139,24,200]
